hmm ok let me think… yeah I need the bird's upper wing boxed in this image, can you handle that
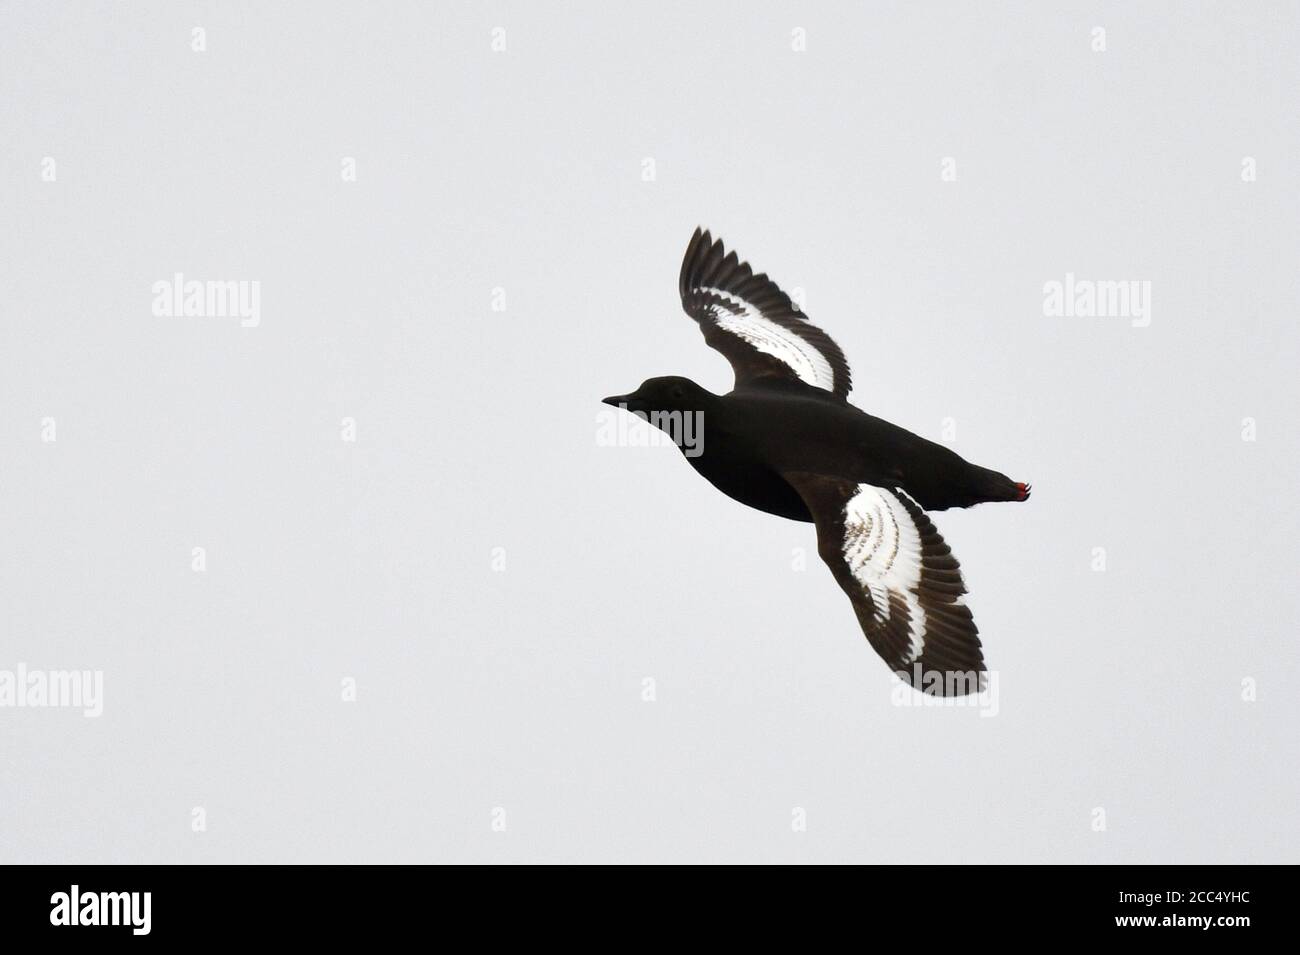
[678,228,852,399]
[780,471,986,696]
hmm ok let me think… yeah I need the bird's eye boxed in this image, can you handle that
[671,386,685,400]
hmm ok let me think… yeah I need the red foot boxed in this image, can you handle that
[1014,482,1032,502]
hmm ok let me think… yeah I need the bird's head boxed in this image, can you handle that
[602,376,716,417]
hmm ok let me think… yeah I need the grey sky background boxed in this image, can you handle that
[1,1,1297,863]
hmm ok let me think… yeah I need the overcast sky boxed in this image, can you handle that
[2,1,1296,863]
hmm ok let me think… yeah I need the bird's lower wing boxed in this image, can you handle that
[780,471,986,696]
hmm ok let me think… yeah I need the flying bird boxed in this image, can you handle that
[604,228,1031,696]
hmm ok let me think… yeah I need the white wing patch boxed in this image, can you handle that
[701,287,836,392]
[841,485,927,664]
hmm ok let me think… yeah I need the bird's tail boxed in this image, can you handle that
[972,467,1031,505]
[910,464,1031,511]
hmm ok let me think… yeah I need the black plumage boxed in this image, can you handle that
[604,229,1030,695]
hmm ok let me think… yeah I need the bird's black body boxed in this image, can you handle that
[603,229,1030,696]
[621,378,1024,521]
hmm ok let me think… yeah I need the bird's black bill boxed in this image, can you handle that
[602,394,632,408]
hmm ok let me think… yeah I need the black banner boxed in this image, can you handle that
[1,865,1277,942]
